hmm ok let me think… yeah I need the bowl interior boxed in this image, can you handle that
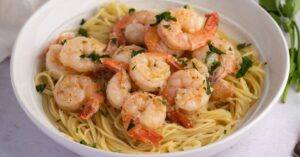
[11,0,288,157]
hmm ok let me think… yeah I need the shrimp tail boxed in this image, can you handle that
[80,96,104,120]
[167,110,193,128]
[190,12,219,51]
[102,58,129,72]
[128,125,163,145]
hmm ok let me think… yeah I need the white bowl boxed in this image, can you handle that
[11,0,289,156]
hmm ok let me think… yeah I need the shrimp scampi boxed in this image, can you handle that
[121,92,166,145]
[53,75,104,120]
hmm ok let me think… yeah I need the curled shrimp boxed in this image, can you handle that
[110,10,156,47]
[192,36,237,82]
[129,52,182,92]
[144,26,184,57]
[162,69,210,128]
[112,45,144,64]
[157,9,219,51]
[121,92,166,145]
[53,75,104,120]
[106,69,131,109]
[59,37,107,73]
[45,44,77,80]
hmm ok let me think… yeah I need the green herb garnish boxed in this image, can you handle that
[80,140,87,145]
[192,61,197,70]
[236,56,253,78]
[60,40,67,45]
[131,50,144,57]
[111,37,117,44]
[128,8,135,14]
[205,77,212,95]
[56,119,61,123]
[178,58,188,67]
[208,42,225,55]
[237,43,251,51]
[127,119,135,131]
[92,143,97,148]
[209,60,221,74]
[99,109,108,117]
[76,128,79,133]
[150,11,177,26]
[78,28,88,37]
[80,52,110,63]
[80,19,86,25]
[183,5,190,9]
[224,130,227,134]
[259,0,300,103]
[36,84,46,93]
[159,99,168,106]
[132,65,136,70]
[163,24,171,29]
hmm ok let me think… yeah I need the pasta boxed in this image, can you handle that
[35,2,264,154]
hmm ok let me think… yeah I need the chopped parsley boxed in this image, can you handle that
[111,37,117,44]
[205,77,212,95]
[224,130,227,134]
[150,11,177,26]
[236,56,253,78]
[36,84,46,93]
[60,40,67,45]
[78,28,88,37]
[192,61,197,70]
[80,52,110,63]
[56,119,61,123]
[183,5,190,9]
[237,43,251,51]
[92,143,97,148]
[80,19,86,25]
[131,65,137,70]
[159,99,168,106]
[76,128,79,133]
[208,42,225,55]
[163,24,171,29]
[131,50,144,57]
[128,8,135,14]
[228,47,232,51]
[80,140,87,145]
[178,58,188,67]
[208,60,221,74]
[99,109,108,117]
[127,119,135,131]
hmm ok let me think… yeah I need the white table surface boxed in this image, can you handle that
[1,1,300,157]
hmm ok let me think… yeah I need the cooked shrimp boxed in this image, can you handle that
[210,79,233,101]
[45,44,77,80]
[113,10,156,46]
[121,92,166,145]
[192,36,237,82]
[129,52,182,92]
[112,45,144,64]
[59,37,106,73]
[106,69,131,109]
[157,9,219,51]
[162,69,210,128]
[43,32,76,53]
[53,75,104,120]
[144,27,184,57]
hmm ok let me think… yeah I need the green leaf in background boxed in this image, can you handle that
[259,0,281,12]
[283,0,300,18]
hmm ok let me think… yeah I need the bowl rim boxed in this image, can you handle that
[10,0,290,156]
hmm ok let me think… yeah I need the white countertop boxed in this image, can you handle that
[1,0,300,157]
